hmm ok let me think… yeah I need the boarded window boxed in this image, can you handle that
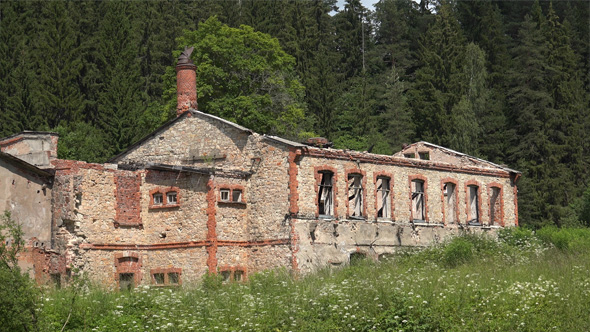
[468,185,479,224]
[318,172,334,217]
[443,183,457,223]
[348,174,363,218]
[490,187,501,225]
[119,273,134,291]
[376,177,391,218]
[411,180,425,221]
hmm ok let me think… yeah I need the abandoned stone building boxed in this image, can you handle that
[0,52,520,289]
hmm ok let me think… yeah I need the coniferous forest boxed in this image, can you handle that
[1,0,589,228]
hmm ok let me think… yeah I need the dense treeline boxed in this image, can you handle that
[1,0,589,228]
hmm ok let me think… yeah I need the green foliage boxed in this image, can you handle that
[536,226,590,252]
[55,122,113,163]
[31,228,590,331]
[164,16,306,137]
[0,211,39,332]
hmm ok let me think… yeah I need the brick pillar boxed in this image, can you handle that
[176,62,197,116]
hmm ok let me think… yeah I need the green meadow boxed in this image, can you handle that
[29,228,590,331]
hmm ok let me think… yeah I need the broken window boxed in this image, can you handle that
[411,180,425,221]
[376,177,391,219]
[419,152,430,160]
[232,189,242,202]
[153,193,163,205]
[234,270,244,282]
[153,273,165,285]
[404,153,416,159]
[468,185,480,225]
[221,270,231,283]
[168,272,180,284]
[443,182,457,223]
[348,174,364,218]
[119,273,134,291]
[220,189,230,201]
[167,191,177,204]
[318,171,334,217]
[490,187,502,226]
[151,269,181,286]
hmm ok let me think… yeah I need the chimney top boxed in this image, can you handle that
[176,47,197,117]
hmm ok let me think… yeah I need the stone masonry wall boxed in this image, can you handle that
[291,153,517,274]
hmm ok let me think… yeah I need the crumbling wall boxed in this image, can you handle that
[0,132,58,168]
[292,152,517,274]
[0,159,52,244]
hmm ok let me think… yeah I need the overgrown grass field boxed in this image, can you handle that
[38,227,590,331]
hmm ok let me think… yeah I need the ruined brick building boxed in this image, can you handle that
[1,52,520,289]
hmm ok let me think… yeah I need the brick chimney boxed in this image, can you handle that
[176,47,197,116]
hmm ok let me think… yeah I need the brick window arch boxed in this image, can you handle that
[374,171,394,220]
[487,183,504,226]
[440,178,459,225]
[465,180,482,225]
[314,166,338,218]
[345,169,367,219]
[409,175,428,222]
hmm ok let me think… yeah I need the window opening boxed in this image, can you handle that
[318,171,334,217]
[153,273,165,285]
[419,152,430,160]
[221,270,231,283]
[51,273,61,289]
[443,183,457,223]
[411,180,425,221]
[167,192,177,204]
[350,252,367,265]
[376,177,390,218]
[232,189,242,202]
[168,272,180,284]
[119,273,134,291]
[234,270,244,282]
[468,185,480,224]
[153,193,163,205]
[490,187,501,225]
[348,174,363,218]
[220,189,230,202]
[404,153,415,159]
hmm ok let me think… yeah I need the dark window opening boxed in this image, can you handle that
[221,270,231,283]
[404,153,415,159]
[153,273,165,285]
[350,252,367,265]
[119,273,134,291]
[419,152,430,160]
[232,189,242,202]
[234,270,244,282]
[51,273,61,289]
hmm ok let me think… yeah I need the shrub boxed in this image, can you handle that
[442,237,474,267]
[498,226,538,247]
[0,211,39,332]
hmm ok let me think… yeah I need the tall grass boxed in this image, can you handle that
[37,227,590,332]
